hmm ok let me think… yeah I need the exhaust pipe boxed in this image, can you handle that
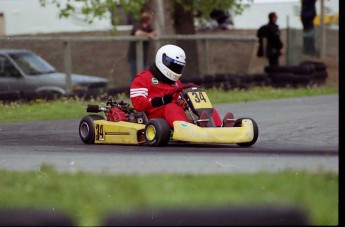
[86,105,101,113]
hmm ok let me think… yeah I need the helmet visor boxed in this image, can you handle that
[162,53,185,74]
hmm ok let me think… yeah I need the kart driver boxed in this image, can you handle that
[130,44,233,128]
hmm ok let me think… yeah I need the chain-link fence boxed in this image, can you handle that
[286,28,338,66]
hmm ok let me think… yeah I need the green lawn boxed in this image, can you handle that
[0,86,338,123]
[0,167,338,226]
[0,85,338,226]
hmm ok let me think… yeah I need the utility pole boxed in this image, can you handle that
[63,41,72,95]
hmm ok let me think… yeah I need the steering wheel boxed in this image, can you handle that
[170,83,199,95]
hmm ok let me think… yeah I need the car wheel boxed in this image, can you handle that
[234,118,258,147]
[145,118,171,147]
[79,114,104,144]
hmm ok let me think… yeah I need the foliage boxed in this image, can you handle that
[39,0,252,26]
[39,0,149,24]
[174,0,252,19]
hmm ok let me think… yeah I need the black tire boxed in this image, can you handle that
[107,86,130,97]
[268,72,294,84]
[240,74,254,84]
[291,65,315,74]
[313,71,328,79]
[223,74,240,88]
[291,73,313,83]
[214,74,228,83]
[234,118,258,147]
[310,71,328,86]
[79,114,104,144]
[221,81,232,91]
[264,65,314,75]
[144,118,171,147]
[202,74,214,84]
[181,76,203,85]
[299,60,327,71]
[264,65,292,73]
[252,73,269,83]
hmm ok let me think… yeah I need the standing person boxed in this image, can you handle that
[257,12,283,66]
[127,12,156,81]
[130,44,234,128]
[301,0,317,55]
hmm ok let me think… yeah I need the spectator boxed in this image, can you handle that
[257,12,283,66]
[127,12,156,81]
[301,0,317,55]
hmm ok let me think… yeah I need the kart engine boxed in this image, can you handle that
[86,97,147,124]
[107,106,128,122]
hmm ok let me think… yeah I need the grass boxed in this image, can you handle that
[0,85,338,226]
[0,85,338,123]
[206,85,338,103]
[0,167,338,226]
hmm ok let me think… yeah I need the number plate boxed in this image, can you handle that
[187,91,213,109]
[95,124,105,141]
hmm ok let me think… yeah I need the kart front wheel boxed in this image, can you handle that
[145,118,171,147]
[79,114,104,144]
[234,118,259,147]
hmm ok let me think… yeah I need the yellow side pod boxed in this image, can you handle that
[93,120,145,144]
[172,119,254,144]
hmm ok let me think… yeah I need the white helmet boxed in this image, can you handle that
[155,44,186,82]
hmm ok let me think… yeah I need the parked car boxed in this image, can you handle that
[0,49,108,100]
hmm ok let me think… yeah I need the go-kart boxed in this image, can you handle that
[79,84,258,147]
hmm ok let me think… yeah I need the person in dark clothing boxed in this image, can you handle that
[209,9,233,30]
[301,0,317,55]
[127,12,156,80]
[257,12,283,66]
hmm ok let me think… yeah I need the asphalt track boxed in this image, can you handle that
[0,95,338,174]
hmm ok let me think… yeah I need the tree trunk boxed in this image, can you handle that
[171,1,200,79]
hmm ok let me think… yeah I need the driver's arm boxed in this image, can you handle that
[130,74,152,112]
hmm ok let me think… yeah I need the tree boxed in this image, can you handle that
[39,0,251,78]
[39,0,149,25]
[166,0,251,77]
[39,0,249,28]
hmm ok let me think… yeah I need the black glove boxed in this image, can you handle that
[151,94,173,107]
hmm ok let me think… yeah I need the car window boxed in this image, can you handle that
[9,52,56,76]
[0,55,21,78]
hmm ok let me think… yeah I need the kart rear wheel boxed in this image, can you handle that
[234,118,258,147]
[145,118,171,147]
[79,114,104,144]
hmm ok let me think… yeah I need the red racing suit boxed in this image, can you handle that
[130,69,222,128]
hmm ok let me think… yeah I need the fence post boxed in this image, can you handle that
[135,40,144,74]
[320,0,326,59]
[63,40,72,94]
[286,15,291,66]
[203,39,210,76]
